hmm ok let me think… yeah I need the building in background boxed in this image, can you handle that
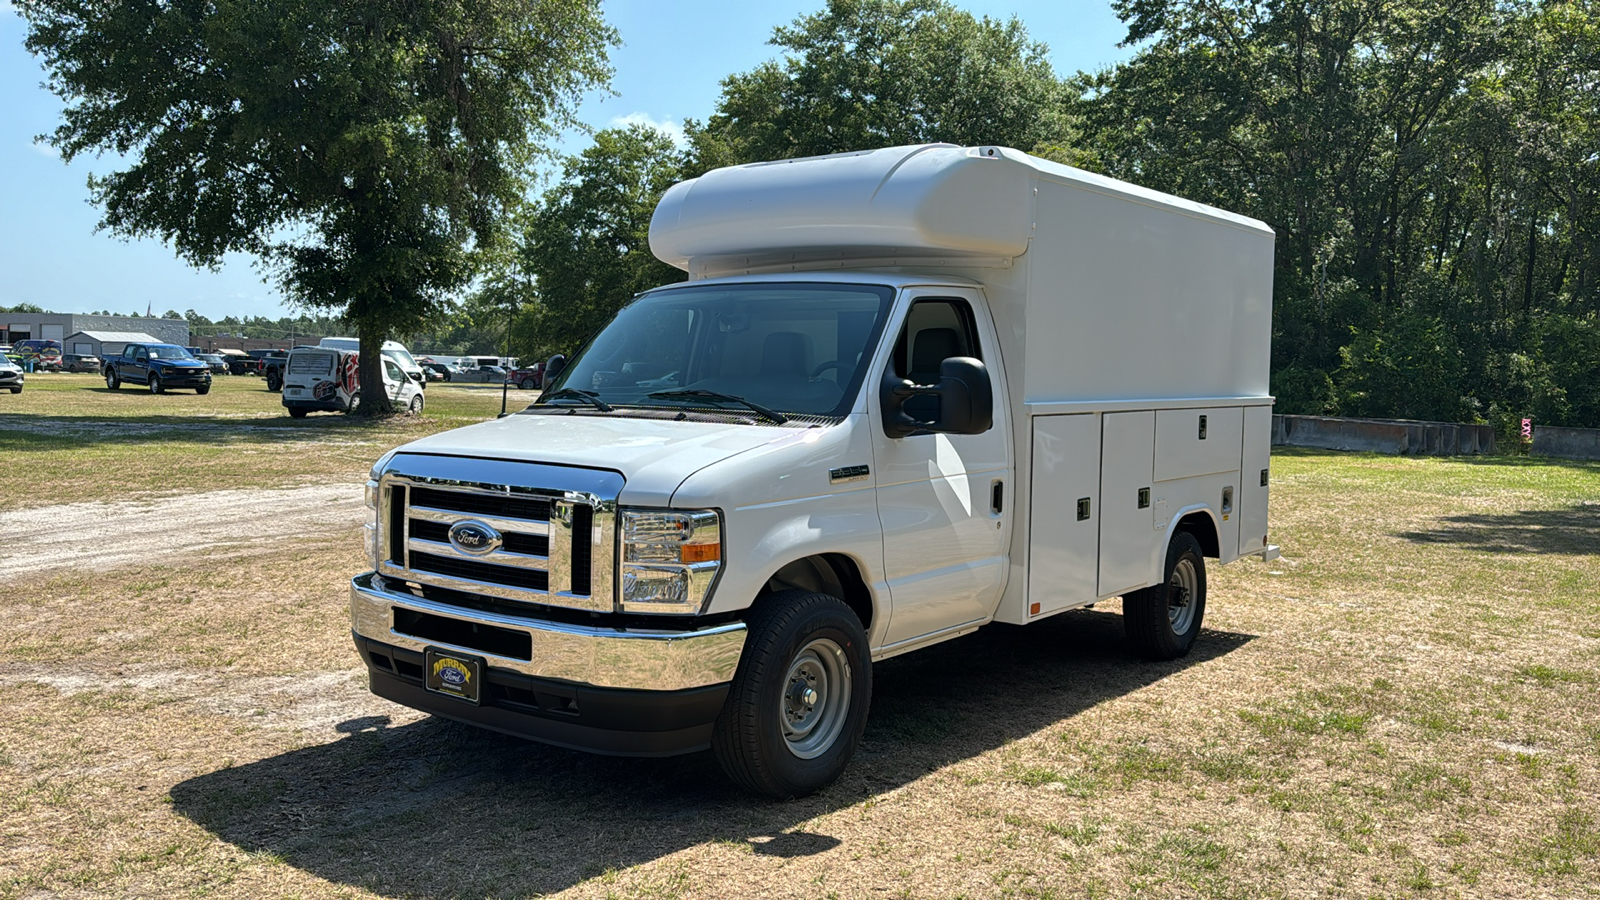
[2,313,187,348]
[63,331,163,359]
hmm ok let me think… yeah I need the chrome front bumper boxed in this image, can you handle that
[349,572,746,691]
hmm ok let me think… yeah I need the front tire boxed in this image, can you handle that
[1123,531,1208,660]
[105,369,120,390]
[196,384,210,395]
[712,590,872,799]
[148,374,163,394]
[408,394,424,415]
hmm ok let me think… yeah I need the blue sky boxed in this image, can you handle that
[0,1,1132,320]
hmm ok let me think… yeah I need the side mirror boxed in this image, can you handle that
[544,354,567,388]
[880,356,994,439]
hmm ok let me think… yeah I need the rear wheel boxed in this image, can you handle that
[148,374,163,394]
[288,407,308,419]
[105,369,120,390]
[1123,531,1207,660]
[712,590,872,799]
[520,377,537,390]
[265,368,282,392]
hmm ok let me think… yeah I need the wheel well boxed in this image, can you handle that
[761,553,874,630]
[1177,511,1220,558]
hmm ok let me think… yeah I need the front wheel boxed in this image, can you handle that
[196,384,210,395]
[148,374,162,394]
[408,394,424,415]
[105,369,120,390]
[1123,531,1208,660]
[712,590,872,799]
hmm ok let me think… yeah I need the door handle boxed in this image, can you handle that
[990,479,1004,514]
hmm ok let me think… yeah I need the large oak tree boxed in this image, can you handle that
[21,0,616,412]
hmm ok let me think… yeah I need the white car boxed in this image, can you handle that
[0,355,23,394]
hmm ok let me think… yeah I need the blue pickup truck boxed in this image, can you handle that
[103,343,213,395]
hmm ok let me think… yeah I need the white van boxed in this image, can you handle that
[349,144,1278,797]
[318,337,426,387]
[283,347,423,418]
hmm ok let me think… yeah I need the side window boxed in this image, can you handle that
[889,298,982,382]
[384,360,404,382]
[133,347,148,363]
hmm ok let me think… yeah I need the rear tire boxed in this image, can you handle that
[288,407,308,419]
[265,368,282,392]
[1123,531,1207,660]
[712,590,872,799]
[520,377,537,390]
[105,369,120,390]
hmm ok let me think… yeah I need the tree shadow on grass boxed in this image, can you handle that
[1397,506,1600,555]
[170,609,1252,898]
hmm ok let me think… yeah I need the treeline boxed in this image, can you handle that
[494,0,1600,434]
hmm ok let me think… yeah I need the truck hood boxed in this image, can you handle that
[392,412,795,505]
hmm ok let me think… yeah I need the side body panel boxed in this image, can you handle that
[1025,414,1102,616]
[1237,406,1273,555]
[1097,411,1158,597]
[1155,406,1245,481]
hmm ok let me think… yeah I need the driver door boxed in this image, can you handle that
[869,289,1012,647]
[130,346,150,383]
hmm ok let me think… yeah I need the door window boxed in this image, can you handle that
[887,298,985,425]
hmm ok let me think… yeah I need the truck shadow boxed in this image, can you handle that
[169,609,1252,897]
[1396,505,1600,555]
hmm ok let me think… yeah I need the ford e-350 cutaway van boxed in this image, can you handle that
[350,144,1279,797]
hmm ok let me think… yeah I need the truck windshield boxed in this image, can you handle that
[541,282,895,421]
[146,345,193,360]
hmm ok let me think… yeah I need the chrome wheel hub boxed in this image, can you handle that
[780,638,851,760]
[1167,557,1199,635]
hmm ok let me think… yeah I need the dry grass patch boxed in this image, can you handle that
[0,374,536,505]
[0,447,1597,898]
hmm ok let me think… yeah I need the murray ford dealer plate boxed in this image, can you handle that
[424,648,483,704]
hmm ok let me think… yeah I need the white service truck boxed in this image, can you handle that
[351,144,1278,797]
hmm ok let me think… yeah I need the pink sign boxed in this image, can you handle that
[1522,418,1532,438]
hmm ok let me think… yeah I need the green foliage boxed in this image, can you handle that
[1083,0,1600,429]
[687,0,1079,169]
[513,125,688,359]
[20,0,616,411]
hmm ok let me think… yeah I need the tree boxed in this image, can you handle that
[21,0,616,413]
[514,125,688,358]
[688,0,1077,170]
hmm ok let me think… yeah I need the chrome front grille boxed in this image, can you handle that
[375,455,621,613]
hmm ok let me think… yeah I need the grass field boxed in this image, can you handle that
[1,386,1597,898]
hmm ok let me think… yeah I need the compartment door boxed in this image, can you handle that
[1238,406,1272,555]
[1098,411,1158,596]
[1027,414,1101,617]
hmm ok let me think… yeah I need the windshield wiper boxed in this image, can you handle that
[645,389,789,425]
[540,388,614,412]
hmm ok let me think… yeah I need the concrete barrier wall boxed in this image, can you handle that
[1531,426,1600,461]
[1271,415,1496,456]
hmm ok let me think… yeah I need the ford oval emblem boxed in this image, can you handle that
[447,520,502,555]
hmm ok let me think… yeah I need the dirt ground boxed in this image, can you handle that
[1,448,1597,899]
[0,484,363,581]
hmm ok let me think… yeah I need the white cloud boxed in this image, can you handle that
[608,112,686,148]
[30,141,58,160]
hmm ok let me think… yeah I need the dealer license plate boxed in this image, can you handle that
[424,648,483,704]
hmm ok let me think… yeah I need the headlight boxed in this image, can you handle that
[363,478,381,566]
[619,509,721,613]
